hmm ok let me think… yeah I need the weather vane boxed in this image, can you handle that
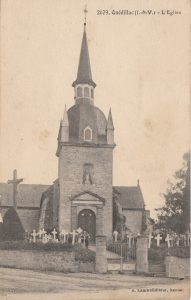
[83,4,88,27]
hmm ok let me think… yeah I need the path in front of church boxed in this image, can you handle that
[0,267,189,300]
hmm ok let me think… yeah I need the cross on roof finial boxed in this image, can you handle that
[83,4,88,27]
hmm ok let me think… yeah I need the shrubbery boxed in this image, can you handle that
[74,244,95,262]
[149,245,190,262]
[0,241,95,262]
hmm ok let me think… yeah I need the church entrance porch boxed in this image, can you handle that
[78,209,96,242]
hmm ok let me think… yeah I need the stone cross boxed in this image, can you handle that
[41,228,47,237]
[31,229,37,243]
[37,229,43,239]
[60,229,68,243]
[113,230,118,242]
[148,233,154,248]
[77,227,83,234]
[8,169,23,208]
[165,234,172,248]
[155,233,162,247]
[71,230,77,245]
[52,228,57,240]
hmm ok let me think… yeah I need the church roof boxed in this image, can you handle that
[72,29,96,88]
[0,183,50,208]
[113,186,145,209]
[67,103,107,144]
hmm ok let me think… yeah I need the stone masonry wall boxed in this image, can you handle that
[58,145,113,237]
[165,256,190,278]
[0,250,95,273]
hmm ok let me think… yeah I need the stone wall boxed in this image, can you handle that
[0,250,95,273]
[58,145,113,237]
[165,256,190,278]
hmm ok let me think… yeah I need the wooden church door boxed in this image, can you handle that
[78,209,96,242]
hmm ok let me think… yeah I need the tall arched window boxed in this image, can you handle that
[84,126,92,141]
[77,86,82,97]
[84,87,89,97]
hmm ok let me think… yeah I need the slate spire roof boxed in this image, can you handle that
[72,27,96,88]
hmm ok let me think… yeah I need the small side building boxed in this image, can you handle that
[113,182,146,234]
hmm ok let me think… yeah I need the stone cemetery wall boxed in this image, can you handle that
[165,256,190,278]
[0,249,95,273]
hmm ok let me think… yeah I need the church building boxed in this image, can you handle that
[0,21,148,241]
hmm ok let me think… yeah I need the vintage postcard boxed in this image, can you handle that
[0,0,190,299]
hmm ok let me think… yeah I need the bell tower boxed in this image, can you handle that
[56,12,115,240]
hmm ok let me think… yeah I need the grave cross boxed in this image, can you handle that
[41,228,47,237]
[52,228,57,240]
[71,230,77,245]
[37,229,43,239]
[8,169,23,208]
[155,233,162,247]
[31,229,37,243]
[165,234,172,248]
[60,229,68,243]
[148,233,154,248]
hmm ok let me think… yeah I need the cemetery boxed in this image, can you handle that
[0,224,189,278]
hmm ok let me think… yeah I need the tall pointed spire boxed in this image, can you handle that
[62,104,69,126]
[72,12,96,88]
[107,108,114,130]
[106,108,115,144]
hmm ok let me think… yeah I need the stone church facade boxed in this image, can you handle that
[0,24,148,241]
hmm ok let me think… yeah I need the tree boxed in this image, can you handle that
[155,152,190,234]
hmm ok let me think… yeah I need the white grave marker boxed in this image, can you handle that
[31,229,37,243]
[60,229,68,243]
[52,228,57,240]
[148,233,153,248]
[155,233,162,247]
[71,230,77,245]
[37,229,43,239]
[165,234,172,248]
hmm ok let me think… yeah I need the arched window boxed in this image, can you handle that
[84,87,89,97]
[84,126,92,141]
[91,88,94,98]
[77,86,82,97]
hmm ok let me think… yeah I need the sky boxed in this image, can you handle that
[0,0,190,217]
